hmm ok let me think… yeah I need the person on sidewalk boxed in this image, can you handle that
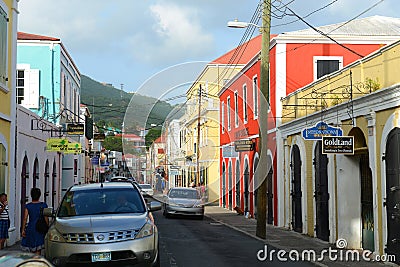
[21,188,48,255]
[0,193,9,249]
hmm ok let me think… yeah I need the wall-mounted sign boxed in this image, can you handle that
[322,136,354,155]
[66,123,85,135]
[234,140,254,152]
[302,121,343,140]
[222,145,239,158]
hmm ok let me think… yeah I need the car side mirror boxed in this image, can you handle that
[148,201,162,212]
[43,207,55,217]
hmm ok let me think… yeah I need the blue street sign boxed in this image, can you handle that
[91,156,99,165]
[302,121,343,140]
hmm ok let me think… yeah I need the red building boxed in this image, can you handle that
[219,16,399,225]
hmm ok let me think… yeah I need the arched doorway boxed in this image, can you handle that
[44,160,50,205]
[21,156,29,230]
[0,144,6,194]
[349,127,374,251]
[385,127,400,262]
[222,162,226,208]
[228,161,233,210]
[314,141,329,241]
[266,156,273,225]
[52,160,57,208]
[291,145,302,232]
[244,159,250,214]
[235,160,240,208]
[254,156,259,218]
[33,158,39,189]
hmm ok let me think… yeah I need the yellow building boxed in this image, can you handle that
[182,36,262,204]
[279,39,400,261]
[0,0,17,198]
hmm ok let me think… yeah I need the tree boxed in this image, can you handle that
[102,135,123,152]
[145,128,161,148]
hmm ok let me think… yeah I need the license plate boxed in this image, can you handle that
[91,252,111,262]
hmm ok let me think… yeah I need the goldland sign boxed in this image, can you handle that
[322,136,354,155]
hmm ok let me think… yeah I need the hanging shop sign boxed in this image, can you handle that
[46,138,68,152]
[46,139,81,153]
[64,142,82,154]
[66,123,85,135]
[94,133,106,141]
[234,140,254,152]
[302,121,343,140]
[322,136,354,155]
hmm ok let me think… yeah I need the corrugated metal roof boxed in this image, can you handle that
[281,16,400,37]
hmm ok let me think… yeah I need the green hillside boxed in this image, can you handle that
[80,75,175,134]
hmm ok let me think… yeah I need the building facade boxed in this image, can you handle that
[17,32,82,194]
[220,16,400,226]
[15,106,62,245]
[182,36,262,204]
[279,38,400,262]
[0,0,18,245]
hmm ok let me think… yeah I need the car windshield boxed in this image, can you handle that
[169,189,200,199]
[57,187,146,217]
[139,184,152,190]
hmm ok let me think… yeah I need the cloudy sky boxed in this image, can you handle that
[18,0,399,100]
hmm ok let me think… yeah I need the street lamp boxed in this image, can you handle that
[227,0,271,239]
[227,19,260,29]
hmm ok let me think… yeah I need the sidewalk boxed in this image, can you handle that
[204,205,398,267]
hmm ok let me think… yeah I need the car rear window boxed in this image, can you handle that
[57,187,146,217]
[139,184,152,189]
[169,189,200,199]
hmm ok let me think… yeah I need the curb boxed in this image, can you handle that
[204,214,329,267]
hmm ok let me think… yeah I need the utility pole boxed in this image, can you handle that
[256,0,271,239]
[196,84,202,186]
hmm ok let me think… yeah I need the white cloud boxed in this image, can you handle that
[128,2,214,64]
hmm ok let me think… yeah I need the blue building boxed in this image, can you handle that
[17,32,84,196]
[17,32,80,125]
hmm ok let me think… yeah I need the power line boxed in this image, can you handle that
[272,0,338,27]
[285,6,364,58]
[275,0,386,56]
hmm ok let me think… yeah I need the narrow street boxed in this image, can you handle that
[154,210,314,267]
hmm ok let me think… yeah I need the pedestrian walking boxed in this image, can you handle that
[21,188,48,255]
[0,193,9,249]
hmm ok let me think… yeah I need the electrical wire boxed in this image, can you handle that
[272,0,338,27]
[275,0,386,56]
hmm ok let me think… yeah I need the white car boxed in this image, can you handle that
[138,184,154,197]
[44,182,161,266]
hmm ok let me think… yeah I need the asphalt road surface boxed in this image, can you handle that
[154,210,315,267]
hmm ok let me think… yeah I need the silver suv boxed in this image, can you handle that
[44,182,161,266]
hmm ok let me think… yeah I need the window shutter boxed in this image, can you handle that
[23,69,40,108]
